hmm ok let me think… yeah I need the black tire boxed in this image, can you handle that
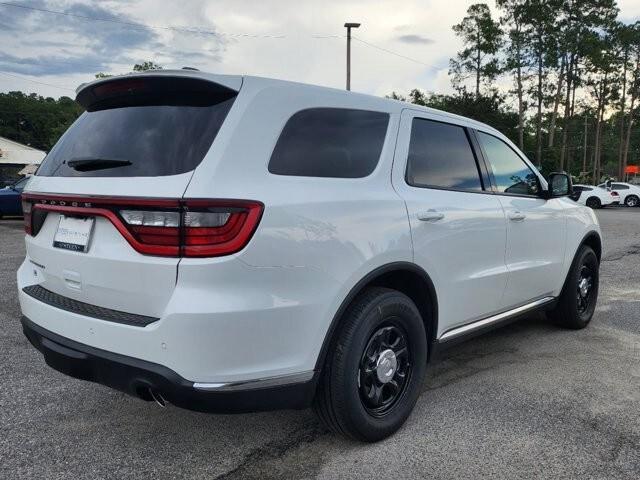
[585,197,601,209]
[547,245,599,329]
[313,287,427,442]
[624,195,639,207]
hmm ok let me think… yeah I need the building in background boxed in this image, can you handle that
[0,136,46,186]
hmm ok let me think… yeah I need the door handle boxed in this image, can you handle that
[508,211,526,222]
[417,210,444,222]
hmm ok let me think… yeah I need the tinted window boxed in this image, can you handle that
[38,80,236,177]
[12,177,28,189]
[477,132,539,196]
[612,183,629,190]
[268,108,389,178]
[406,119,482,190]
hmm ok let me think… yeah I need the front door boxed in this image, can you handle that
[474,130,566,308]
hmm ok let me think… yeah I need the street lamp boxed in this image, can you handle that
[344,22,361,91]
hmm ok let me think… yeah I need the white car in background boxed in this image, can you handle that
[598,182,640,207]
[573,184,619,209]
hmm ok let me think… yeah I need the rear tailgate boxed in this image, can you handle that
[21,73,240,318]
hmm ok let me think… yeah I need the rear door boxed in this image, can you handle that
[22,74,239,317]
[474,130,566,308]
[392,111,509,336]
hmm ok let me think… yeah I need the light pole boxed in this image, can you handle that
[344,22,360,91]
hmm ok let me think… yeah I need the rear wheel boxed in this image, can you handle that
[547,245,599,329]
[313,287,427,442]
[585,197,601,209]
[625,195,639,207]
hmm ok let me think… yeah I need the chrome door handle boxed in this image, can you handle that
[508,211,526,222]
[417,210,444,222]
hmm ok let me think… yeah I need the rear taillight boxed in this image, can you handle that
[21,194,263,258]
[21,196,32,235]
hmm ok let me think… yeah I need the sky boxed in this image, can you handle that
[0,0,639,100]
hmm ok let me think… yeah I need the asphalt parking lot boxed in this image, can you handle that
[1,208,639,479]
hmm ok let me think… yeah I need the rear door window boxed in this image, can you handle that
[406,118,483,191]
[268,108,389,178]
[37,77,237,177]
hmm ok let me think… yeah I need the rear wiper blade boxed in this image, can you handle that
[67,158,132,172]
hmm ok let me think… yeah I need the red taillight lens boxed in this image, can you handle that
[118,201,263,257]
[21,194,263,258]
[21,197,32,235]
[181,200,263,257]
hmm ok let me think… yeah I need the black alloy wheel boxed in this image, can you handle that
[576,264,595,315]
[586,197,601,209]
[358,323,412,417]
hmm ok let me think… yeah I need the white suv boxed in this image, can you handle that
[18,71,602,441]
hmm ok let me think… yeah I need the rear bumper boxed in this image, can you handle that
[21,316,317,413]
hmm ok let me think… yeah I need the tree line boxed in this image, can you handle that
[391,0,640,183]
[1,6,638,184]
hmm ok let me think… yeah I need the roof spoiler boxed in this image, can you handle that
[76,74,239,111]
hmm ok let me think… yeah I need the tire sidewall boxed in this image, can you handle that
[565,247,599,327]
[336,291,427,441]
[586,197,600,209]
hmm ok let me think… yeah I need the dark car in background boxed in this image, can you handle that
[0,177,29,218]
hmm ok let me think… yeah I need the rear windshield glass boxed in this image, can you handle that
[37,78,236,177]
[268,108,389,178]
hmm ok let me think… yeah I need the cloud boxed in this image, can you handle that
[0,0,225,76]
[396,34,434,45]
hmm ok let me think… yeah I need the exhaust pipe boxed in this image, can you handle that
[148,388,166,408]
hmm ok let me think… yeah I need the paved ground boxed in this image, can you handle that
[1,208,639,479]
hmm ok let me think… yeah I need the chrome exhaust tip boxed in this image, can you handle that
[148,388,166,408]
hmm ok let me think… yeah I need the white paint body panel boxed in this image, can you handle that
[599,182,640,205]
[18,71,601,384]
[573,184,617,207]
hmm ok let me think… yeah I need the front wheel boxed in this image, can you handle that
[313,287,427,442]
[625,195,639,207]
[547,245,599,329]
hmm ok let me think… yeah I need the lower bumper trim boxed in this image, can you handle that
[21,316,317,413]
[193,371,315,392]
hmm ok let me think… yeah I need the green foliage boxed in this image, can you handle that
[95,60,162,79]
[450,3,502,96]
[133,61,163,72]
[0,91,83,151]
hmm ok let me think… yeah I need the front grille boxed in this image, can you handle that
[22,285,159,327]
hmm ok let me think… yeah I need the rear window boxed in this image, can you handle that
[37,77,236,177]
[268,108,389,178]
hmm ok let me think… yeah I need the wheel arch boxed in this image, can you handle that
[579,230,602,262]
[586,196,600,207]
[314,262,439,373]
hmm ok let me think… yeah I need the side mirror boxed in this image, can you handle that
[544,172,573,198]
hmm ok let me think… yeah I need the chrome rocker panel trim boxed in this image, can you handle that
[438,296,555,342]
